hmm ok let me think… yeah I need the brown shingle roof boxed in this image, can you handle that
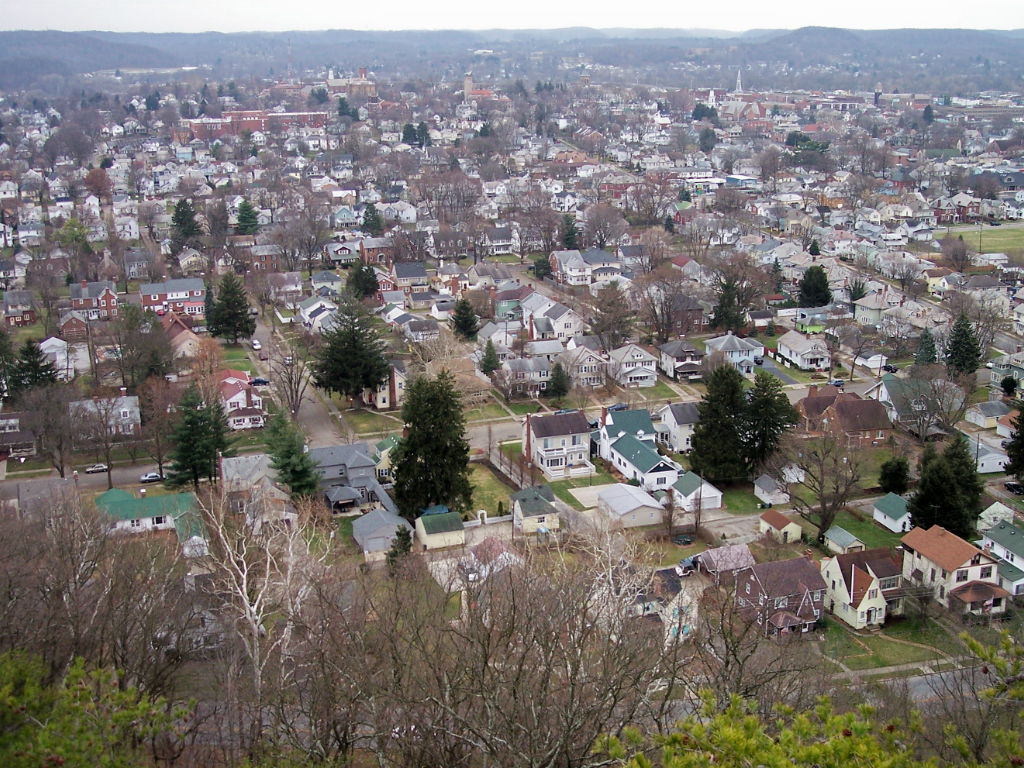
[760,509,797,531]
[829,398,892,433]
[901,525,982,573]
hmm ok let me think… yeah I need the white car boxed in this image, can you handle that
[139,472,164,484]
[85,463,108,474]
[251,338,262,350]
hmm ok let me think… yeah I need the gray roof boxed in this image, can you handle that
[985,520,1024,558]
[529,411,590,438]
[352,508,413,551]
[667,402,700,426]
[973,401,1012,418]
[394,262,428,279]
[824,526,862,549]
[140,277,205,295]
[309,443,375,471]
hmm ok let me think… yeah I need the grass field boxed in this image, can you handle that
[470,464,514,515]
[794,509,902,550]
[507,401,543,415]
[942,225,1024,255]
[822,618,945,671]
[721,487,762,514]
[342,408,401,435]
[640,539,707,567]
[549,468,616,510]
[639,380,680,403]
[501,441,523,460]
[465,402,510,422]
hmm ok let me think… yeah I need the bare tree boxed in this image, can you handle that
[139,375,179,476]
[270,341,313,417]
[74,394,124,489]
[21,383,80,478]
[581,203,628,251]
[491,368,516,404]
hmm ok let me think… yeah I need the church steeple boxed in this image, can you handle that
[735,69,742,93]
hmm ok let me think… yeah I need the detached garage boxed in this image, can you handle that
[352,509,413,556]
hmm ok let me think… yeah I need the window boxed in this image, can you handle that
[775,597,788,609]
[981,566,993,579]
[745,583,750,595]
[930,568,936,582]
[869,589,877,599]
[956,569,968,583]
[153,516,164,526]
[877,430,885,438]
[939,586,945,599]
[130,519,141,528]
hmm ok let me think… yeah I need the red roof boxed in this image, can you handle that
[761,509,797,531]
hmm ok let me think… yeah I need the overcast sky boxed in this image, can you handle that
[4,0,1024,33]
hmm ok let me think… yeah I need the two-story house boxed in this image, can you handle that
[392,262,430,296]
[220,379,265,430]
[504,357,550,394]
[704,331,764,374]
[309,442,399,516]
[140,278,206,316]
[821,547,904,629]
[980,520,1024,598]
[776,330,830,371]
[658,339,704,381]
[901,525,1009,616]
[70,280,118,320]
[655,401,700,453]
[523,411,594,480]
[735,555,827,636]
[2,290,36,327]
[556,346,606,389]
[608,344,658,388]
[549,249,591,285]
[597,408,657,462]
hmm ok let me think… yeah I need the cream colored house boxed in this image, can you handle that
[415,507,466,550]
[510,485,560,534]
[821,553,887,629]
[759,509,802,544]
[901,526,1009,615]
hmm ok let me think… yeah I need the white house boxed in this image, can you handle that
[753,474,789,506]
[776,330,830,371]
[968,436,1009,474]
[671,471,723,512]
[608,344,658,388]
[872,492,911,533]
[655,401,700,453]
[607,434,679,491]
[980,520,1024,597]
[704,332,764,374]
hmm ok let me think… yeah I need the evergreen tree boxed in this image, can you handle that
[349,260,380,299]
[266,413,322,497]
[312,298,390,401]
[386,525,413,570]
[679,187,691,202]
[711,279,745,332]
[808,239,821,256]
[480,340,500,376]
[0,328,18,399]
[1004,406,1024,481]
[742,370,798,472]
[533,255,552,280]
[171,199,202,250]
[561,214,578,250]
[401,123,418,145]
[11,339,57,395]
[943,433,984,535]
[663,215,674,233]
[208,272,255,344]
[451,297,478,340]
[166,386,232,489]
[204,281,216,328]
[798,265,832,307]
[878,455,910,495]
[548,362,571,399]
[391,371,473,519]
[923,104,934,123]
[908,435,982,539]
[946,312,982,375]
[915,327,938,365]
[690,364,747,484]
[362,204,384,236]
[236,198,259,235]
[1002,376,1017,398]
[908,451,959,533]
[416,121,432,147]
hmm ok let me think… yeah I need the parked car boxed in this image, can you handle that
[284,356,293,366]
[249,307,259,315]
[829,379,845,388]
[1005,481,1024,496]
[882,364,899,373]
[252,377,270,387]
[140,472,164,484]
[753,356,764,365]
[554,408,578,415]
[251,338,262,350]
[259,351,269,361]
[608,403,629,412]
[85,463,108,474]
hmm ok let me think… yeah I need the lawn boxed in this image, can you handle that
[822,618,940,671]
[639,380,680,403]
[942,225,1024,255]
[342,408,401,435]
[232,429,270,454]
[721,486,762,514]
[639,538,707,567]
[549,467,616,510]
[882,616,964,658]
[465,402,511,422]
[470,463,514,515]
[794,509,902,550]
[507,401,543,415]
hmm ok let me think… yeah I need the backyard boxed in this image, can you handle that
[720,486,762,514]
[340,407,402,436]
[469,463,514,516]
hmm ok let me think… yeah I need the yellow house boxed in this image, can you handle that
[373,435,401,481]
[821,550,894,629]
[510,485,560,534]
[759,509,802,544]
[414,507,466,550]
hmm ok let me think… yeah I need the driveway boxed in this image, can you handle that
[569,483,616,510]
[758,359,797,385]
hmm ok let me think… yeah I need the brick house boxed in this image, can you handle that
[140,278,207,316]
[2,289,36,327]
[735,555,827,636]
[58,310,89,341]
[70,280,118,320]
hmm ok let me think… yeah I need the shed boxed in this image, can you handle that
[351,508,413,555]
[759,509,802,544]
[510,485,559,534]
[415,507,466,550]
[824,526,865,555]
[753,474,789,506]
[967,400,1012,430]
[597,484,664,529]
[872,492,910,533]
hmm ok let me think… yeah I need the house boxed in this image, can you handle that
[219,379,265,430]
[753,474,789,506]
[596,408,658,462]
[267,272,304,307]
[608,344,658,388]
[821,397,893,448]
[658,340,704,381]
[671,471,723,512]
[776,330,830,371]
[608,434,679,491]
[70,395,141,436]
[140,278,206,317]
[95,487,197,536]
[823,526,865,555]
[873,492,911,533]
[967,435,1009,474]
[310,443,398,516]
[392,262,430,296]
[549,249,591,285]
[311,270,345,295]
[0,410,36,458]
[735,555,827,636]
[39,337,75,381]
[597,484,664,529]
[219,453,293,521]
[58,310,88,341]
[695,543,756,585]
[556,345,606,389]
[523,411,594,480]
[362,361,407,411]
[372,435,401,481]
[967,400,1012,430]
[2,290,36,327]
[980,520,1024,597]
[901,525,1009,615]
[510,485,560,534]
[403,317,440,343]
[704,332,764,374]
[759,509,802,544]
[351,509,413,557]
[415,506,466,550]
[70,280,118,320]
[821,547,903,629]
[655,402,700,453]
[298,296,337,332]
[503,357,550,394]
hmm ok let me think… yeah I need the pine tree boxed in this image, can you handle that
[878,455,910,494]
[711,280,745,332]
[11,338,57,395]
[204,281,216,328]
[742,370,798,472]
[561,214,578,250]
[166,386,232,489]
[312,298,390,401]
[266,413,322,497]
[943,433,984,536]
[391,371,473,519]
[915,327,938,365]
[690,364,748,484]
[236,198,259,235]
[209,272,255,344]
[908,435,982,539]
[548,362,571,399]
[349,260,380,299]
[0,328,15,400]
[480,340,500,376]
[1004,407,1024,481]
[908,452,959,533]
[798,265,832,307]
[451,297,478,340]
[533,255,552,280]
[171,199,202,250]
[362,204,384,236]
[808,239,820,256]
[386,525,413,570]
[946,312,981,375]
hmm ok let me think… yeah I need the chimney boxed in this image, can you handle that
[601,405,608,425]
[529,315,535,340]
[139,488,146,498]
[81,279,88,290]
[804,549,814,562]
[119,386,127,396]
[525,413,532,460]
[358,67,367,79]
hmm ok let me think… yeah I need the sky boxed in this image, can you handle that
[4,0,1024,33]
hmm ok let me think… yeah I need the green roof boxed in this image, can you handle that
[606,409,656,440]
[419,511,464,535]
[673,471,703,496]
[611,434,673,474]
[510,485,556,517]
[993,553,1024,585]
[95,489,196,522]
[173,507,206,543]
[375,435,400,456]
[873,492,908,520]
[985,520,1024,558]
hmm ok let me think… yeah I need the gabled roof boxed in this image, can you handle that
[418,511,464,535]
[605,409,655,440]
[611,434,673,474]
[901,525,984,572]
[666,402,700,426]
[823,526,862,550]
[873,492,908,520]
[95,489,196,522]
[984,520,1024,558]
[697,543,755,573]
[659,339,703,358]
[760,508,797,531]
[510,485,557,517]
[598,483,663,516]
[829,398,892,432]
[529,411,591,438]
[748,557,826,597]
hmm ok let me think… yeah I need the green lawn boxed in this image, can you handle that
[501,441,523,460]
[549,468,616,511]
[942,226,1024,254]
[507,401,543,415]
[470,463,514,515]
[335,516,359,552]
[882,616,964,658]
[640,380,680,403]
[342,409,401,435]
[721,487,762,514]
[821,618,939,671]
[640,539,707,567]
[794,508,902,550]
[465,402,511,422]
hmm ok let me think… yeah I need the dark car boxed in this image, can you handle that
[991,221,1002,226]
[588,419,600,429]
[608,403,629,412]
[1005,481,1024,496]
[882,364,899,373]
[252,377,270,386]
[554,408,578,416]
[829,379,845,388]
[753,356,764,365]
